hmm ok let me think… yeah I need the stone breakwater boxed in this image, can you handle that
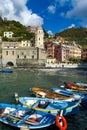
[45,63,87,69]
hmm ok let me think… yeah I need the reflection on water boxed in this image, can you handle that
[0,68,87,130]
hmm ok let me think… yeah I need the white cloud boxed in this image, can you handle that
[66,0,87,25]
[68,24,75,29]
[47,0,67,15]
[55,0,70,6]
[47,30,53,35]
[48,5,56,14]
[0,0,43,27]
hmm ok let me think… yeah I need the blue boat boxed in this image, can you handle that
[0,69,13,73]
[52,87,87,106]
[0,103,55,129]
[18,96,80,116]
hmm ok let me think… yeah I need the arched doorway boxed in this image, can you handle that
[6,61,14,67]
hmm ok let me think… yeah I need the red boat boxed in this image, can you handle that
[64,82,87,91]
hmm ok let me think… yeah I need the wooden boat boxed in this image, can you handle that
[0,103,55,129]
[64,82,87,91]
[32,87,74,101]
[17,96,81,116]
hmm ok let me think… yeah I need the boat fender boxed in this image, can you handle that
[55,115,67,130]
[14,92,19,104]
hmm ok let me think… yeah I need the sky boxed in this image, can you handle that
[0,0,87,34]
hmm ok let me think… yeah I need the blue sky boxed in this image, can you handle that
[0,0,87,34]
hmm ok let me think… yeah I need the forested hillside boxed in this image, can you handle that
[0,17,87,46]
[55,27,87,46]
[0,17,49,42]
[0,18,35,41]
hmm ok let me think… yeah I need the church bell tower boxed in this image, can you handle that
[35,26,44,49]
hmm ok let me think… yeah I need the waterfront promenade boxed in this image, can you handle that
[45,63,87,69]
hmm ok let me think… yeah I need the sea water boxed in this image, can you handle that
[0,68,87,130]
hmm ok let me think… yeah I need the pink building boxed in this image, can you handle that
[81,48,87,60]
[57,42,81,62]
[45,40,81,63]
[45,41,59,60]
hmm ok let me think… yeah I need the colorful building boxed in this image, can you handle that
[58,42,81,62]
[81,47,87,60]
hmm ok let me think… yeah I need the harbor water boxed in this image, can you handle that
[0,68,87,130]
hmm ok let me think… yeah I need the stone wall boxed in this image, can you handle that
[16,59,39,67]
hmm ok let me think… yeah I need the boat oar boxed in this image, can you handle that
[6,112,39,125]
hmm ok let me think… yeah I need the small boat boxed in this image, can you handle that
[0,68,13,73]
[17,96,81,116]
[1,69,13,73]
[0,103,55,129]
[32,87,74,101]
[64,82,87,91]
[51,87,81,100]
[51,87,87,106]
[74,82,87,88]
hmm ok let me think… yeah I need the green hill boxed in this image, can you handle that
[0,18,48,42]
[0,18,35,41]
[1,17,87,46]
[55,27,87,46]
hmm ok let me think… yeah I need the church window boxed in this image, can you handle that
[17,55,19,58]
[32,55,34,59]
[6,51,8,55]
[22,52,24,55]
[24,55,26,58]
[12,51,14,55]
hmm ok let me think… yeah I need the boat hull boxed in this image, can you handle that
[0,69,13,73]
[52,87,86,106]
[18,97,80,116]
[81,95,87,106]
[64,82,87,91]
[32,87,74,101]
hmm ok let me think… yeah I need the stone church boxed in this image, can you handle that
[1,26,47,67]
